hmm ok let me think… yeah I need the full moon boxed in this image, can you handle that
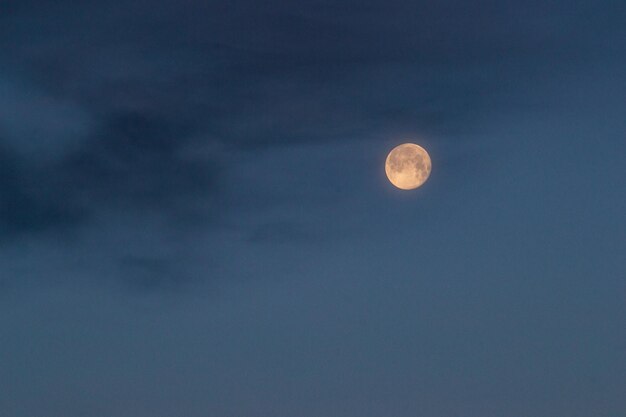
[385,143,432,190]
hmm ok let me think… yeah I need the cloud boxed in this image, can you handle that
[0,110,217,240]
[58,111,215,209]
[0,0,601,149]
[0,144,85,238]
[0,0,623,285]
[3,0,612,157]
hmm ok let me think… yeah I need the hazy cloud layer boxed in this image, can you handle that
[1,0,622,240]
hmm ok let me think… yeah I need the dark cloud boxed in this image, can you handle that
[0,0,623,257]
[2,0,619,241]
[59,111,214,208]
[0,144,84,238]
[0,110,216,239]
[1,0,613,151]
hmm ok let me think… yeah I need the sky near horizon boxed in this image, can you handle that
[1,1,625,416]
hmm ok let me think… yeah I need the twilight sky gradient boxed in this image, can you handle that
[1,1,625,416]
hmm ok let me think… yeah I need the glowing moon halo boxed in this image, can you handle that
[385,143,432,190]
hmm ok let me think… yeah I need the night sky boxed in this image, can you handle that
[1,1,625,416]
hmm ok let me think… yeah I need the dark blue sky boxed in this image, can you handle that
[1,1,625,416]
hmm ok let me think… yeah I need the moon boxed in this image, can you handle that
[385,143,432,190]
